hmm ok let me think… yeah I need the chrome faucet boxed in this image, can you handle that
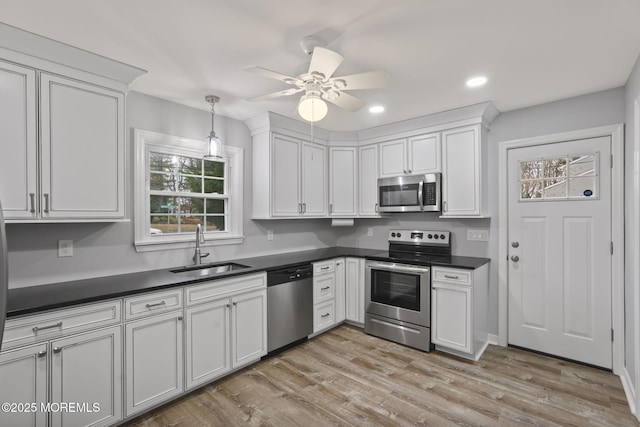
[193,224,210,265]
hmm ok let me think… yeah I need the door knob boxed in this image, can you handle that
[511,241,520,248]
[511,255,519,262]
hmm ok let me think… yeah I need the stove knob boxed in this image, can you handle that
[428,234,433,239]
[440,234,446,240]
[397,232,402,238]
[391,232,396,238]
[434,234,439,239]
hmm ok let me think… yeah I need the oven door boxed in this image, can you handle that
[365,261,431,327]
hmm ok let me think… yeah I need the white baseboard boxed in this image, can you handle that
[487,333,499,345]
[620,366,638,418]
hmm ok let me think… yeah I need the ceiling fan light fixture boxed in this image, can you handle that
[298,93,328,122]
[203,95,223,160]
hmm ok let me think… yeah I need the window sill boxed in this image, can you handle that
[134,235,244,253]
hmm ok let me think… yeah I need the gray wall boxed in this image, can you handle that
[624,54,640,396]
[5,92,337,288]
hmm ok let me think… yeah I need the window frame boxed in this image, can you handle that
[134,129,244,252]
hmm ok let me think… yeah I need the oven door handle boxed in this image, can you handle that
[418,180,424,211]
[366,262,430,274]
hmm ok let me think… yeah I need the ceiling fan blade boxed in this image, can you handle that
[332,70,390,90]
[244,66,299,84]
[247,87,303,102]
[308,47,344,80]
[324,91,365,112]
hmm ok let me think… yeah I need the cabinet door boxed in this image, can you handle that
[329,148,357,216]
[441,125,481,216]
[301,141,327,216]
[0,343,47,427]
[272,134,301,216]
[40,73,125,219]
[231,290,267,368]
[358,145,379,216]
[50,326,122,427]
[432,282,472,353]
[379,139,406,177]
[345,258,363,323]
[185,299,231,390]
[334,258,346,323]
[125,311,184,417]
[0,61,37,219]
[408,133,440,174]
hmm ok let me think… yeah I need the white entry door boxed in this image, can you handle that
[507,136,612,368]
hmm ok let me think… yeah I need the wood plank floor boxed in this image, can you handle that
[125,324,638,426]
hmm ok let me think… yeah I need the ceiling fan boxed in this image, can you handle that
[245,37,389,122]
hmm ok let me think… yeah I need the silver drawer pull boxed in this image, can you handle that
[33,321,63,333]
[321,286,331,291]
[444,274,460,279]
[321,266,331,271]
[29,193,36,214]
[146,301,167,309]
[37,350,47,358]
[53,347,62,354]
[321,313,331,318]
[43,193,49,213]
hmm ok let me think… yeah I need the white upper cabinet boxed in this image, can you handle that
[358,144,380,217]
[256,132,327,218]
[0,26,144,222]
[0,61,37,219]
[379,133,440,178]
[329,147,357,217]
[40,74,125,219]
[441,124,488,217]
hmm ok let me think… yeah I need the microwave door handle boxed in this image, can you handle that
[418,180,424,211]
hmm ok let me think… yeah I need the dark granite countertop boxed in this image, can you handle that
[7,246,489,318]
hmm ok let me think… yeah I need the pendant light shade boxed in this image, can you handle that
[204,95,223,159]
[297,93,328,122]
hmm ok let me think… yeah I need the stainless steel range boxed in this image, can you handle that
[364,229,451,351]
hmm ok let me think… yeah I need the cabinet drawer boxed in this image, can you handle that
[124,289,183,320]
[313,300,336,333]
[313,275,335,303]
[185,273,266,307]
[314,260,335,275]
[3,300,121,350]
[432,267,471,285]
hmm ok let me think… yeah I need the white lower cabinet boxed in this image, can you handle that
[125,311,183,417]
[184,273,267,390]
[312,260,338,333]
[345,257,365,324]
[431,264,489,360]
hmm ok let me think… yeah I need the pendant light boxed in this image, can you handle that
[204,95,223,159]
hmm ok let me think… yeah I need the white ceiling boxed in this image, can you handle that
[3,0,640,131]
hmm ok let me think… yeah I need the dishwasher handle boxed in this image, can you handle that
[267,264,313,286]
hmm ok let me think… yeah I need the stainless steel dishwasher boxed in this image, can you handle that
[267,263,313,354]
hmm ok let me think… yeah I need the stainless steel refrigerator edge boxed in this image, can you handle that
[0,199,7,351]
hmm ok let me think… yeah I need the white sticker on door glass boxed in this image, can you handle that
[520,153,599,201]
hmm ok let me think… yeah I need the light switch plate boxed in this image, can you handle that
[467,229,489,241]
[58,240,73,257]
[267,230,274,241]
[367,227,374,237]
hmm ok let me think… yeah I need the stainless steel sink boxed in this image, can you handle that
[170,262,250,275]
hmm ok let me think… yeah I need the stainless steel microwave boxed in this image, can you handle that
[378,173,441,212]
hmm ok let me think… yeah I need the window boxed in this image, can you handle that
[134,129,244,251]
[519,154,599,201]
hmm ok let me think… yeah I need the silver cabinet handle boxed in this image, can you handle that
[29,193,36,214]
[443,201,447,212]
[37,350,47,358]
[321,266,330,271]
[408,169,412,173]
[375,203,378,213]
[329,203,333,214]
[232,301,237,306]
[303,203,306,213]
[226,303,231,308]
[178,316,183,321]
[511,241,520,248]
[298,203,302,214]
[146,301,166,309]
[321,286,331,291]
[53,347,62,354]
[511,255,520,262]
[403,169,407,174]
[33,321,63,333]
[321,313,330,318]
[43,193,49,213]
[444,274,459,279]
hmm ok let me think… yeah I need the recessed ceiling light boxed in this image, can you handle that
[466,76,488,88]
[369,105,385,114]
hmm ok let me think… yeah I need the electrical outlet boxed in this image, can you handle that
[367,227,374,237]
[58,240,73,257]
[467,229,489,242]
[267,229,274,241]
